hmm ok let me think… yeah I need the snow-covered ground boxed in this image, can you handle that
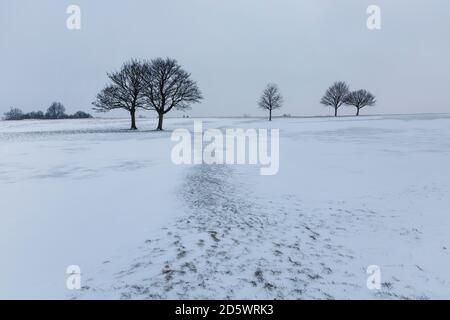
[1,114,449,299]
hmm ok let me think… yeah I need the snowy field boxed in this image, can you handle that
[1,114,450,299]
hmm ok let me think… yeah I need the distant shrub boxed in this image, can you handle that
[2,104,93,121]
[23,111,45,120]
[70,111,93,119]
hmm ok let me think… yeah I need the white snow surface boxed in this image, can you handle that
[1,114,449,299]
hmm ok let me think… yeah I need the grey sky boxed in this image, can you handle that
[1,0,449,117]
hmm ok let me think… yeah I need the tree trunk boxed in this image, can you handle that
[130,109,137,130]
[356,107,360,116]
[157,112,164,130]
[334,107,338,117]
[269,109,272,121]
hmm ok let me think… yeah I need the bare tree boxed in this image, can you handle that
[45,102,67,119]
[92,59,146,130]
[258,83,283,121]
[3,107,24,120]
[320,81,350,117]
[141,58,203,130]
[344,89,376,116]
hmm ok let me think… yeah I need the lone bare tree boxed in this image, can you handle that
[92,59,146,130]
[258,83,283,121]
[320,81,350,117]
[344,89,376,116]
[141,58,203,130]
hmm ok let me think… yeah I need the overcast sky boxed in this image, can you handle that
[1,0,449,117]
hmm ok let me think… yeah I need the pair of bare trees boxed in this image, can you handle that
[93,58,203,130]
[320,81,376,117]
